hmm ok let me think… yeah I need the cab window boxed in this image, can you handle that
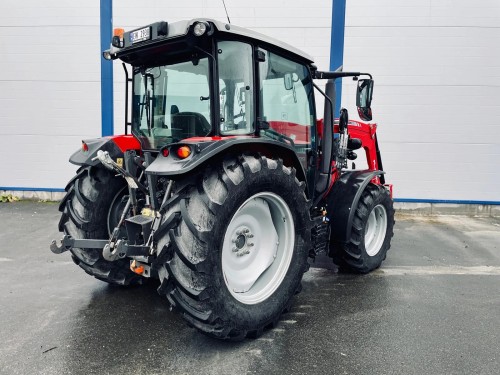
[218,41,254,135]
[258,50,315,170]
[132,58,211,148]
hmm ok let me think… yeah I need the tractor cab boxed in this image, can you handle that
[104,19,317,180]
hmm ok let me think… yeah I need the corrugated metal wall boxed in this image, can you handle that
[0,1,102,190]
[1,0,499,203]
[341,0,500,202]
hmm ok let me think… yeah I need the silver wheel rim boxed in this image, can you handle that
[222,192,295,305]
[364,204,388,257]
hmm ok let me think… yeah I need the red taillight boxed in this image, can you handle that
[82,142,89,152]
[176,146,192,159]
[162,148,169,157]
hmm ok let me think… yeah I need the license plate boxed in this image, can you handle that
[130,27,151,44]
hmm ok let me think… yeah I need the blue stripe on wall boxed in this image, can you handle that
[0,187,66,193]
[394,198,500,206]
[100,0,114,136]
[329,0,346,117]
[2,187,499,205]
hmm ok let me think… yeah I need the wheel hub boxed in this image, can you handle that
[232,228,254,257]
[235,234,246,249]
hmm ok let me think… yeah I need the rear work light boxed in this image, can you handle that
[176,146,192,159]
[193,22,213,37]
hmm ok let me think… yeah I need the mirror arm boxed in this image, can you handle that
[315,71,372,80]
[312,81,335,202]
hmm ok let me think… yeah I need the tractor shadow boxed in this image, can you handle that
[63,261,390,374]
[63,280,251,373]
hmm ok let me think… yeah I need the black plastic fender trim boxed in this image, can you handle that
[146,137,307,185]
[326,169,385,243]
[69,138,125,166]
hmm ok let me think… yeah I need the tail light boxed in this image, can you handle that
[176,146,192,159]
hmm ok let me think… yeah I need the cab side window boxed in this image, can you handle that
[259,50,315,169]
[218,41,255,135]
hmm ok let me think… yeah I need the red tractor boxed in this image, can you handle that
[51,19,394,340]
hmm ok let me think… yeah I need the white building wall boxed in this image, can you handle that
[0,1,102,190]
[341,0,500,202]
[1,0,499,203]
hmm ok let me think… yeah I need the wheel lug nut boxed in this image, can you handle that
[248,243,254,247]
[236,249,250,257]
[232,247,238,252]
[248,234,254,238]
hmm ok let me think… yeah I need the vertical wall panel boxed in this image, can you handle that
[341,0,500,202]
[0,1,102,189]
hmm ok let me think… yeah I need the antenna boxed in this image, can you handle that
[222,0,231,24]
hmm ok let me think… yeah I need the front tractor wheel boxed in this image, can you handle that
[331,184,395,273]
[158,155,311,340]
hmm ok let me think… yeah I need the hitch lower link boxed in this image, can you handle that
[50,235,150,261]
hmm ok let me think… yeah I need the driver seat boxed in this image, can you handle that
[171,112,211,140]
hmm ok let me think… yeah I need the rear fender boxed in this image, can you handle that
[69,135,140,166]
[146,138,309,196]
[326,169,385,243]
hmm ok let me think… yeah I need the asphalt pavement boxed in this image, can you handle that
[0,202,499,375]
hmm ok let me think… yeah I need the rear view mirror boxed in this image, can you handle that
[356,79,374,121]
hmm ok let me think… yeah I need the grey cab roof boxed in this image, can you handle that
[118,18,315,64]
[205,19,314,63]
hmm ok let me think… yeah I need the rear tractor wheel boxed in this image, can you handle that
[157,154,311,340]
[58,166,143,286]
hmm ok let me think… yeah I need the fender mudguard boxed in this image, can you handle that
[69,135,140,166]
[326,169,385,243]
[146,138,307,185]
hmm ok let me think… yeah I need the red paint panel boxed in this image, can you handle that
[268,121,310,144]
[109,135,141,152]
[180,136,256,142]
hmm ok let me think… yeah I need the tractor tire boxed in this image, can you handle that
[331,183,394,273]
[157,154,311,340]
[58,165,143,286]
